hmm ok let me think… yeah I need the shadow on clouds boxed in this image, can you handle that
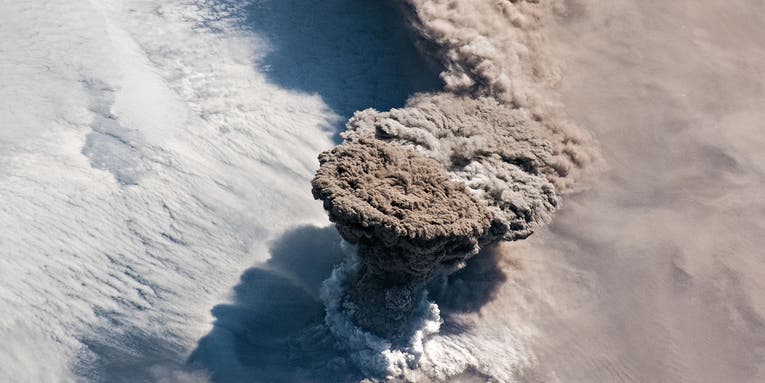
[430,245,509,335]
[240,0,442,139]
[187,230,511,382]
[187,225,361,383]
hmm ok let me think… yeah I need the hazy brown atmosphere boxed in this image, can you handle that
[501,1,765,381]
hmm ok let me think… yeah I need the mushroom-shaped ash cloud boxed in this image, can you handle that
[311,94,570,338]
[312,139,490,337]
[308,1,599,368]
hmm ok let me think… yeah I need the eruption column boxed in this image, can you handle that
[311,0,597,341]
[312,139,490,337]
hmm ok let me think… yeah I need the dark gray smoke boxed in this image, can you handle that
[312,0,597,342]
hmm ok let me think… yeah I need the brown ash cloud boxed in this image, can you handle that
[312,139,490,337]
[311,0,598,343]
[343,93,561,242]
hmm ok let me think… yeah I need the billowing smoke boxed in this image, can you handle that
[313,139,490,337]
[342,94,560,242]
[311,0,598,372]
[399,0,598,189]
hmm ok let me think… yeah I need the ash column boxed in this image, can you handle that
[312,140,490,338]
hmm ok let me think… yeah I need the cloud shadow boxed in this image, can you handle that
[430,245,509,334]
[187,225,363,383]
[238,0,442,139]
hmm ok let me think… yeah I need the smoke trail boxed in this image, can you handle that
[312,0,599,378]
[400,0,598,188]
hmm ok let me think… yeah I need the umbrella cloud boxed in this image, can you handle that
[311,0,598,359]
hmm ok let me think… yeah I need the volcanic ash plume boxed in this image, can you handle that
[312,0,597,352]
[312,139,490,337]
[312,93,568,340]
[343,94,561,242]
